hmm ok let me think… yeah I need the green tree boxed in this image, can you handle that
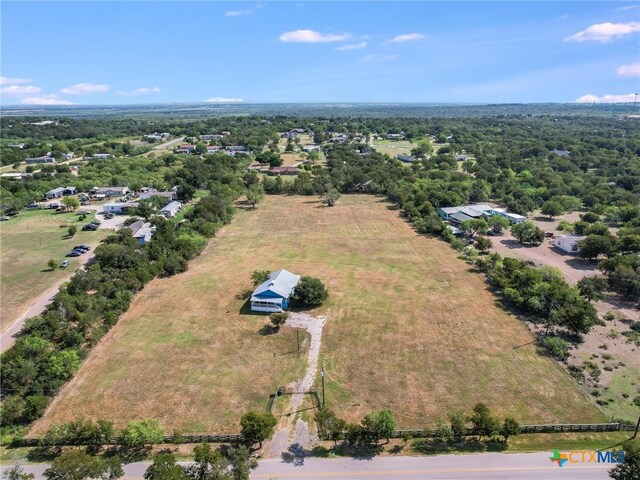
[541,200,564,219]
[475,236,492,253]
[67,225,77,237]
[185,443,228,480]
[121,419,164,449]
[269,312,288,329]
[144,453,187,480]
[321,189,341,207]
[469,403,499,440]
[227,446,257,480]
[194,142,207,155]
[577,276,608,301]
[251,270,270,286]
[579,235,616,260]
[46,349,81,381]
[410,140,433,158]
[433,420,453,444]
[511,221,544,245]
[246,184,264,209]
[2,458,34,480]
[62,197,80,211]
[499,417,521,444]
[448,411,467,442]
[361,409,396,445]
[291,276,328,308]
[488,215,510,234]
[240,412,277,448]
[459,218,488,238]
[608,441,639,480]
[43,451,122,480]
[47,259,57,271]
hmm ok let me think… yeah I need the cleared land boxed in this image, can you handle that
[31,196,602,435]
[1,210,107,332]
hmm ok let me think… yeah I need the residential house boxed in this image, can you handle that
[128,220,154,245]
[206,145,221,153]
[103,202,139,214]
[250,269,301,313]
[396,153,415,162]
[63,152,74,160]
[25,156,55,164]
[555,235,586,253]
[387,133,404,140]
[139,191,177,201]
[45,187,66,199]
[303,144,321,152]
[159,201,182,218]
[436,204,494,220]
[63,187,77,195]
[494,209,526,224]
[200,134,223,141]
[93,186,130,197]
[8,143,26,149]
[84,153,113,160]
[177,144,196,154]
[269,166,300,176]
[550,149,571,157]
[0,173,25,180]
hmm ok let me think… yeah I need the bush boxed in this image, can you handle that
[121,419,164,448]
[240,412,277,448]
[269,312,289,328]
[542,336,570,360]
[291,276,328,308]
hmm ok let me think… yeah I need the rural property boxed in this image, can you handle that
[30,195,602,435]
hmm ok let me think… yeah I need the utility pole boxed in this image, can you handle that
[321,364,326,407]
[296,327,300,352]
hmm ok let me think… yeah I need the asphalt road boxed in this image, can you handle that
[0,452,611,479]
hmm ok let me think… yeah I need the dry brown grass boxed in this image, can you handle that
[31,196,602,435]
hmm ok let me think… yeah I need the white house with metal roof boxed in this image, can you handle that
[250,269,301,313]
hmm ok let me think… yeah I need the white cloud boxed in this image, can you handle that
[361,54,397,63]
[564,21,640,43]
[616,5,638,11]
[1,85,42,97]
[389,33,425,43]
[279,29,351,43]
[336,41,367,51]
[617,62,640,77]
[225,4,262,16]
[575,93,637,103]
[21,94,75,105]
[61,83,110,95]
[0,77,32,85]
[204,97,243,103]
[118,87,161,96]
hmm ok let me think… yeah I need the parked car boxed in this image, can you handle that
[73,245,91,252]
[27,203,41,209]
[104,213,114,219]
[66,251,82,257]
[60,260,70,269]
[90,219,101,226]
[82,223,98,231]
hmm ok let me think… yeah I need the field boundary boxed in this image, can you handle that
[16,422,636,448]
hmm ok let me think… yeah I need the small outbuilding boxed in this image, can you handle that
[159,201,182,218]
[250,269,301,313]
[45,187,66,199]
[554,235,586,253]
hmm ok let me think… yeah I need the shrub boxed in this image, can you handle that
[269,312,289,328]
[542,336,570,360]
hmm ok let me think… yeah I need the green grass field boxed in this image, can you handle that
[31,195,603,435]
[1,209,108,331]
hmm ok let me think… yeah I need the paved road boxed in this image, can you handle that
[0,452,611,479]
[0,245,98,354]
[142,136,185,156]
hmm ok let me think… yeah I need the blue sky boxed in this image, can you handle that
[1,1,639,104]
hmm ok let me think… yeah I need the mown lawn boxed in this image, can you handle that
[31,196,603,435]
[1,209,107,331]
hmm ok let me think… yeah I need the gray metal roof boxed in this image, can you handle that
[252,269,300,299]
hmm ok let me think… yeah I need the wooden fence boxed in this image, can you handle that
[393,422,635,439]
